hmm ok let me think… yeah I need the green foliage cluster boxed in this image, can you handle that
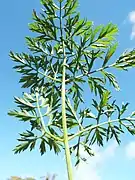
[8,0,135,179]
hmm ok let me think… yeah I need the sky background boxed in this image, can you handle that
[1,0,135,179]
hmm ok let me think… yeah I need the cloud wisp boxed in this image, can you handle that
[125,141,135,159]
[74,142,118,180]
[128,11,135,40]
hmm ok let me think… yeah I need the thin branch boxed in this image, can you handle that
[66,99,84,130]
[65,62,116,83]
[68,118,135,141]
[66,54,135,83]
[19,59,61,83]
[36,92,63,142]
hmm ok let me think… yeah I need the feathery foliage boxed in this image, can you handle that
[9,0,135,179]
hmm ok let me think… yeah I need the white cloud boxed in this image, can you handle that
[103,141,118,159]
[128,11,135,23]
[74,160,101,180]
[125,141,135,159]
[128,11,135,39]
[73,142,118,180]
[131,25,135,40]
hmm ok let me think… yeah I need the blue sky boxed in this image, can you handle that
[1,0,135,179]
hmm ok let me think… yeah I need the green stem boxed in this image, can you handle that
[60,2,73,180]
[61,54,73,180]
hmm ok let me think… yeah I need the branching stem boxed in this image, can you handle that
[69,118,135,141]
[36,92,63,142]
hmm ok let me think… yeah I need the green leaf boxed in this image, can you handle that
[63,0,78,17]
[14,97,35,108]
[8,110,34,121]
[120,103,129,116]
[14,142,30,154]
[91,23,118,49]
[20,130,35,138]
[47,138,61,154]
[88,77,106,96]
[40,139,46,155]
[110,126,121,144]
[98,23,118,39]
[101,71,120,91]
[103,43,118,67]
[72,13,80,26]
[30,140,36,151]
[100,91,110,107]
[90,25,103,42]
[86,112,96,119]
[131,111,135,117]
[127,127,135,135]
